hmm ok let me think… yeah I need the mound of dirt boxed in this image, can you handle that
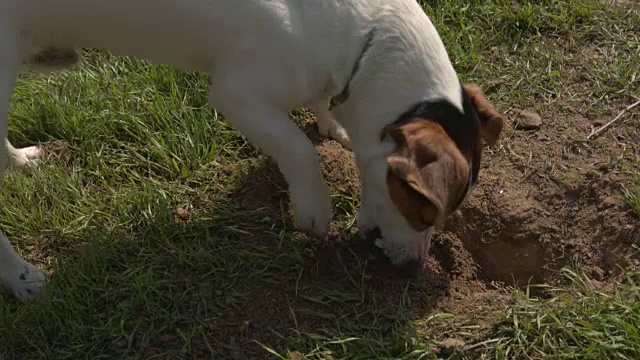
[311,120,639,305]
[449,169,638,285]
[230,113,638,319]
[205,111,639,357]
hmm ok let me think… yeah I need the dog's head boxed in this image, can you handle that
[365,84,503,274]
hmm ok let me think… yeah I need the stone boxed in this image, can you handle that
[438,338,466,356]
[513,109,542,130]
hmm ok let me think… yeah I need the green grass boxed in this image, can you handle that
[623,170,640,216]
[488,269,640,359]
[1,0,640,359]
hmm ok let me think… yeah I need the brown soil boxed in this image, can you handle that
[213,110,639,357]
[308,110,639,310]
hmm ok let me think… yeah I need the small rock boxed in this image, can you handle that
[513,109,542,130]
[174,203,191,222]
[438,338,466,356]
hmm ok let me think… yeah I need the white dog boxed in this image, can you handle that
[0,0,503,299]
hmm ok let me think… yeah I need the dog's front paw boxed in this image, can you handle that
[316,117,351,149]
[290,183,332,238]
[10,145,43,167]
[1,261,47,300]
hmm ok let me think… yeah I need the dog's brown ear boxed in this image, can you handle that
[463,84,504,146]
[386,154,443,230]
[384,121,469,231]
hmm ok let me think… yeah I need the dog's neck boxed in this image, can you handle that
[329,29,376,111]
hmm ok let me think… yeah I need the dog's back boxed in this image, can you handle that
[14,0,362,71]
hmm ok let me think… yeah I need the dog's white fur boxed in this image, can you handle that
[6,140,42,166]
[0,0,461,298]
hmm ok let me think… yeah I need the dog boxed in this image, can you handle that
[0,0,503,299]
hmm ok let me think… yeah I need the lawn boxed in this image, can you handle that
[1,0,639,359]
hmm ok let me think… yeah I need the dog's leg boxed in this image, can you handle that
[209,83,332,237]
[0,232,46,299]
[0,28,47,298]
[311,100,351,149]
[6,139,42,167]
[356,177,378,239]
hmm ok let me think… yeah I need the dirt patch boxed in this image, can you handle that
[307,110,639,306]
[39,140,74,166]
[222,108,639,353]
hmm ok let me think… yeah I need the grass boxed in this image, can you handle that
[488,269,640,359]
[623,170,640,216]
[1,0,640,359]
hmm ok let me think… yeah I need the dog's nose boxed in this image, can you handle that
[397,258,425,277]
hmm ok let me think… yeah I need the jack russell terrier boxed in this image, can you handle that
[0,0,503,299]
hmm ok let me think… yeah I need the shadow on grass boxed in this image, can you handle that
[0,125,453,359]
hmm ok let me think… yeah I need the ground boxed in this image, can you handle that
[1,1,639,359]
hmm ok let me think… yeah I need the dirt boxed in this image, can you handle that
[305,107,639,311]
[210,109,639,357]
[237,112,638,295]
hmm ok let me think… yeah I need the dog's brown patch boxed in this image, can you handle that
[463,84,504,145]
[385,120,470,231]
[380,83,505,236]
